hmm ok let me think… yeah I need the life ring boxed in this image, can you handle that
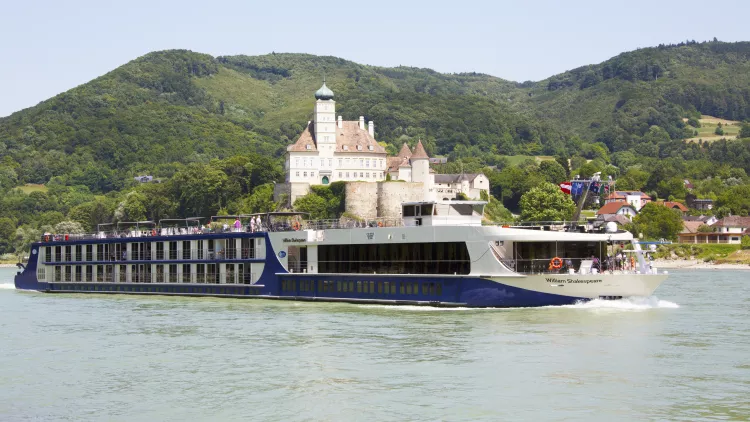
[377,221,383,227]
[292,221,301,231]
[549,257,563,270]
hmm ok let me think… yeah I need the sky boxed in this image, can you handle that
[1,0,748,117]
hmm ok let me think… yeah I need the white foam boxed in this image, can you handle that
[561,296,679,310]
[0,283,16,290]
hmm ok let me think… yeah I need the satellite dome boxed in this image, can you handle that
[315,81,334,100]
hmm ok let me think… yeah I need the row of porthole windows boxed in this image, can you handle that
[281,280,442,296]
[52,284,258,295]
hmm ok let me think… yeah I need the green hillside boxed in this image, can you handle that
[2,41,750,254]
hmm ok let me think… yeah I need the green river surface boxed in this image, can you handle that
[1,267,748,421]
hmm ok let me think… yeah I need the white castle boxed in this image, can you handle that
[277,80,490,217]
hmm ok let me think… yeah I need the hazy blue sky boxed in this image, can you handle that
[1,0,748,117]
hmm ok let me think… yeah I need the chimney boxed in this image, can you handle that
[359,116,365,130]
[337,115,342,129]
[368,121,374,137]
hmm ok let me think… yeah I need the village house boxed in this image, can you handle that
[596,201,638,220]
[678,216,750,244]
[655,201,689,216]
[604,191,652,211]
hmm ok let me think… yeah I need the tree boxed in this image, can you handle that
[170,163,228,217]
[715,126,724,136]
[631,202,684,241]
[14,226,41,259]
[697,224,714,233]
[293,193,329,220]
[482,194,514,223]
[237,183,278,214]
[0,217,15,254]
[539,160,567,184]
[519,182,576,222]
[740,124,750,139]
[53,221,85,234]
[741,235,750,250]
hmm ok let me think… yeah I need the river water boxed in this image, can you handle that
[1,267,748,421]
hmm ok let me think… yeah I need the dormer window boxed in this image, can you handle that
[306,145,311,150]
[368,145,373,151]
[343,145,348,151]
[357,145,362,151]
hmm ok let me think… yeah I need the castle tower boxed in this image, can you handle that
[313,78,336,155]
[410,139,434,200]
[410,139,430,183]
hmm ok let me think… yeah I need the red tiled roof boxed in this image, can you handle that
[411,139,429,159]
[714,216,750,228]
[656,201,689,212]
[597,201,636,215]
[287,121,386,154]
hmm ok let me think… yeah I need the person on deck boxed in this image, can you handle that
[234,218,242,232]
[250,217,256,233]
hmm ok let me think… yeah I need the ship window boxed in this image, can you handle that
[403,206,416,217]
[318,242,470,275]
[45,247,51,262]
[183,264,191,283]
[369,281,375,293]
[377,282,383,294]
[85,266,93,282]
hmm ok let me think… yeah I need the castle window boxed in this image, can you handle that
[357,145,362,151]
[360,172,364,178]
[366,160,370,168]
[338,159,342,167]
[346,172,350,178]
[366,173,370,178]
[296,172,299,177]
[328,159,332,167]
[343,145,348,151]
[360,159,363,167]
[304,172,307,177]
[320,159,324,167]
[339,172,342,177]
[368,145,374,151]
[306,145,311,150]
[295,158,299,167]
[324,136,330,142]
[311,172,315,178]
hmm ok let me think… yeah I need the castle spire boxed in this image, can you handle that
[411,139,429,159]
[315,77,334,100]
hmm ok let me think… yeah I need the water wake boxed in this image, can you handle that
[562,296,679,310]
[0,283,16,290]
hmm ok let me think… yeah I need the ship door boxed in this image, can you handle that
[287,246,307,273]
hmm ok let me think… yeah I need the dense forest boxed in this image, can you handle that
[2,40,750,255]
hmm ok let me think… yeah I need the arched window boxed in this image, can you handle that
[322,176,330,185]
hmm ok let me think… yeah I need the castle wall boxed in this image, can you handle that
[274,183,311,208]
[344,182,379,218]
[377,182,425,218]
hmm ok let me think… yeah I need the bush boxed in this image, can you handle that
[742,235,750,250]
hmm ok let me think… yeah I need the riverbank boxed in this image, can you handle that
[652,259,750,270]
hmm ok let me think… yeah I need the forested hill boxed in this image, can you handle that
[2,41,750,188]
[526,41,750,148]
[2,41,750,255]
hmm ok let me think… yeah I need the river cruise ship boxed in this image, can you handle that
[14,201,668,307]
